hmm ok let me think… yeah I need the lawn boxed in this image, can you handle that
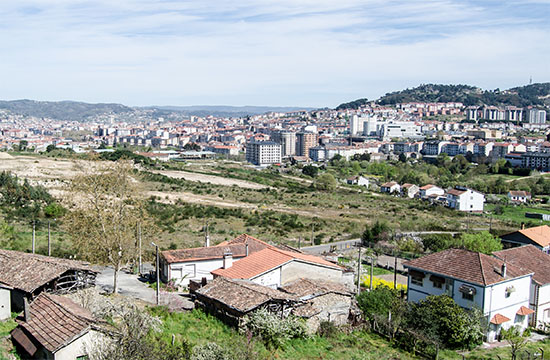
[485,203,550,228]
[0,317,17,360]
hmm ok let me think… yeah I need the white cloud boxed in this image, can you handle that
[0,0,548,106]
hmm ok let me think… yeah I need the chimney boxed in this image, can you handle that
[246,243,249,257]
[501,262,507,278]
[223,252,233,269]
[23,297,31,322]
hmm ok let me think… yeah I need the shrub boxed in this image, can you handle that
[191,343,231,360]
[240,308,309,348]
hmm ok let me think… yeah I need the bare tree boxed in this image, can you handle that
[64,160,149,293]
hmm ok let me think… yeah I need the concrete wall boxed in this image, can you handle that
[281,261,343,285]
[54,329,102,360]
[0,288,10,320]
[252,267,281,288]
[168,257,245,286]
[535,284,550,326]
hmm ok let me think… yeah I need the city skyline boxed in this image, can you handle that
[0,0,548,108]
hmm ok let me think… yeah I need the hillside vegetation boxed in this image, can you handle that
[337,83,550,109]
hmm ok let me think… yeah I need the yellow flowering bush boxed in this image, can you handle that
[361,275,407,291]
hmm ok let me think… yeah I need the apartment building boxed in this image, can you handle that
[246,140,282,166]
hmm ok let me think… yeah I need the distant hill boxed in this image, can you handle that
[150,105,315,117]
[336,83,550,110]
[0,99,314,121]
[0,99,133,121]
[335,98,369,111]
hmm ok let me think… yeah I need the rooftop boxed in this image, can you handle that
[403,248,532,286]
[494,245,550,285]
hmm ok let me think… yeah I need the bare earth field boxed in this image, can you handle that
[156,169,268,189]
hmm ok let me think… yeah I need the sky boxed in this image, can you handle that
[0,0,549,108]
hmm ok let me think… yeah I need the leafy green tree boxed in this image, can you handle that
[357,286,402,322]
[362,220,390,245]
[398,153,407,163]
[406,295,484,349]
[301,165,318,178]
[314,173,337,191]
[459,231,502,254]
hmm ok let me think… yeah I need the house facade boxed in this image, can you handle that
[160,234,271,286]
[446,187,485,212]
[401,183,419,198]
[211,246,352,289]
[500,225,550,253]
[347,176,369,188]
[508,191,531,204]
[404,249,533,342]
[0,284,11,320]
[380,181,400,194]
[418,184,444,198]
[494,246,550,328]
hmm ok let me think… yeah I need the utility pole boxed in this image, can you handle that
[311,223,315,245]
[356,246,362,294]
[298,236,301,249]
[370,255,374,291]
[151,242,160,306]
[138,223,142,275]
[47,220,51,256]
[32,220,35,254]
[393,254,398,290]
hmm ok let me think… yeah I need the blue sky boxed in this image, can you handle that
[0,0,548,108]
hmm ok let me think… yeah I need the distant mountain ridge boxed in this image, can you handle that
[0,99,314,121]
[336,83,550,110]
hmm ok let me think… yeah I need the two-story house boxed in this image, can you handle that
[404,249,533,342]
[380,181,400,194]
[401,183,419,198]
[446,187,485,212]
[500,225,550,253]
[494,245,550,328]
[418,184,444,199]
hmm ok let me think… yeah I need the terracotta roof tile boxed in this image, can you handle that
[490,313,510,325]
[517,306,535,316]
[13,293,96,353]
[494,245,550,285]
[0,249,97,293]
[161,234,271,264]
[280,278,352,297]
[403,248,532,286]
[195,278,296,313]
[212,247,342,280]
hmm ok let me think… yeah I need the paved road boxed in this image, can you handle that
[96,266,193,310]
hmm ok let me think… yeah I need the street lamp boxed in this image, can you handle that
[151,242,160,306]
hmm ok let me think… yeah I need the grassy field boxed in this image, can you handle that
[485,203,550,228]
[0,316,17,360]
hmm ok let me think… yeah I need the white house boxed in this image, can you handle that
[446,187,485,212]
[404,248,533,342]
[494,245,550,328]
[401,183,419,198]
[211,246,353,290]
[347,176,369,188]
[380,181,400,194]
[418,184,445,199]
[11,293,103,360]
[507,191,531,204]
[160,234,271,287]
[0,283,11,320]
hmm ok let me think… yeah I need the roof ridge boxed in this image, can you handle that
[477,252,487,286]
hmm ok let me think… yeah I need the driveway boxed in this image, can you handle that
[96,266,193,310]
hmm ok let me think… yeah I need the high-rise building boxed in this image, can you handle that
[296,132,318,158]
[272,131,296,157]
[526,108,547,124]
[246,141,282,166]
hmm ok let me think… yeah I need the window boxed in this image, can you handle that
[462,292,474,301]
[76,356,89,360]
[433,281,443,289]
[411,277,423,286]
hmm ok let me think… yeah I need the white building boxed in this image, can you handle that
[418,184,444,198]
[526,108,547,124]
[272,131,296,157]
[494,246,550,328]
[246,140,282,166]
[380,181,400,194]
[446,187,485,212]
[404,248,533,342]
[0,284,10,320]
[160,234,272,287]
[347,175,369,188]
[380,121,422,140]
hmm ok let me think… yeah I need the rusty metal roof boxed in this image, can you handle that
[0,249,97,293]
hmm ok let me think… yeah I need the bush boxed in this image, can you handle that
[357,285,403,322]
[191,343,231,360]
[240,308,309,348]
[318,321,338,338]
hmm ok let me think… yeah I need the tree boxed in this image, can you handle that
[406,295,484,349]
[89,303,190,360]
[314,173,337,192]
[398,153,407,163]
[357,285,402,322]
[302,165,318,178]
[64,160,151,293]
[459,231,502,254]
[500,326,529,360]
[361,220,390,245]
[46,144,57,152]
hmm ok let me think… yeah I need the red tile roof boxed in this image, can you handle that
[211,247,342,280]
[13,293,97,353]
[161,234,271,264]
[494,245,550,285]
[508,226,550,248]
[447,189,467,196]
[491,313,510,325]
[403,248,532,286]
[517,306,535,316]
